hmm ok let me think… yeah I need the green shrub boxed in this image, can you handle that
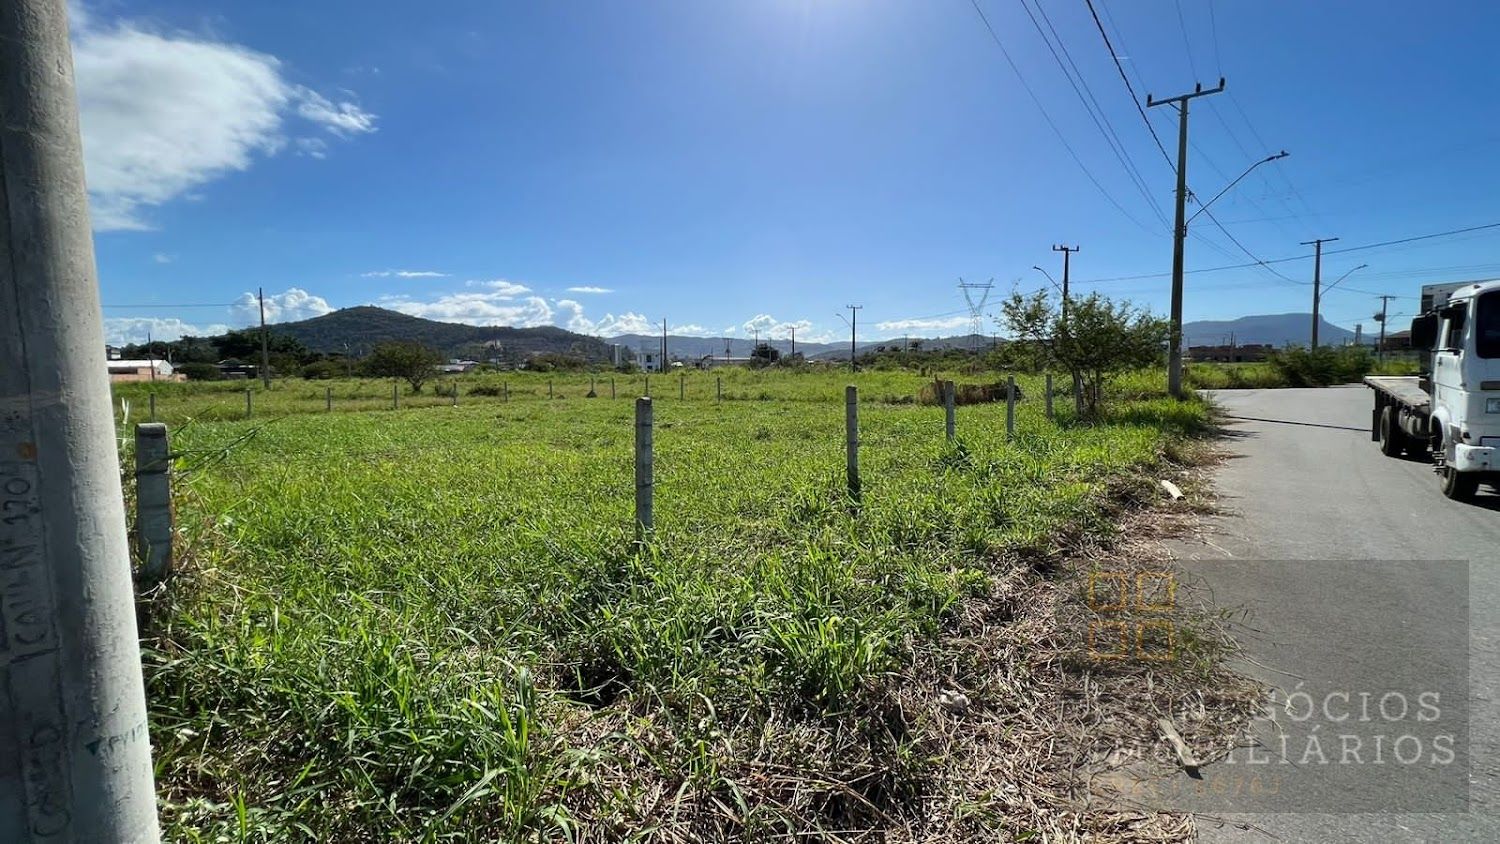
[1268,345,1373,387]
[300,359,344,380]
[178,362,223,381]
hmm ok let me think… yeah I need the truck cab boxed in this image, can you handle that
[1411,279,1500,497]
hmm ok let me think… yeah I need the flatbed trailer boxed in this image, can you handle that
[1364,374,1433,456]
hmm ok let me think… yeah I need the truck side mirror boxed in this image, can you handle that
[1410,314,1438,350]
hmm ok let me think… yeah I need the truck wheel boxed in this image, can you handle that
[1441,465,1479,501]
[1378,407,1406,457]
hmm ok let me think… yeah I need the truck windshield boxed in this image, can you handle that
[1478,292,1500,358]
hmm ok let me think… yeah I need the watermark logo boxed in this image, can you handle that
[1087,570,1175,662]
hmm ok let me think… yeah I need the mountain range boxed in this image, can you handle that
[261,307,1366,363]
[1180,313,1358,348]
[270,306,612,360]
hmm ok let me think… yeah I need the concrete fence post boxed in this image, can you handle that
[1073,374,1083,416]
[679,374,685,400]
[943,379,956,441]
[1045,373,1054,420]
[845,385,860,500]
[503,382,509,402]
[588,375,596,398]
[452,385,458,407]
[1006,375,1016,439]
[392,380,399,410]
[635,396,653,541]
[244,388,253,418]
[645,374,650,396]
[716,375,722,401]
[134,423,173,581]
[326,386,332,412]
[548,380,553,399]
[610,377,616,399]
[148,392,156,422]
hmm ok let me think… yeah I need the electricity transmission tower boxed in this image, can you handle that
[958,277,994,353]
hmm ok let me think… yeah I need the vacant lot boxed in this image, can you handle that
[124,370,1246,841]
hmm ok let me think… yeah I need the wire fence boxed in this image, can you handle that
[126,379,1058,580]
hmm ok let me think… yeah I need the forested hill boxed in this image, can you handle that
[271,306,611,360]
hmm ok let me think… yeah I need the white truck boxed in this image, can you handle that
[1366,280,1500,500]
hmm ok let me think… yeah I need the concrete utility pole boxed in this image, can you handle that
[0,1,161,839]
[1302,238,1339,349]
[258,286,271,389]
[1148,77,1225,399]
[789,326,796,360]
[1376,294,1397,363]
[846,305,862,371]
[660,319,667,372]
[1051,244,1079,321]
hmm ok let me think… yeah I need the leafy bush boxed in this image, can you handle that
[1267,345,1373,387]
[300,359,344,380]
[177,362,223,382]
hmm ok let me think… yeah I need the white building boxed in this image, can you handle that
[106,359,181,382]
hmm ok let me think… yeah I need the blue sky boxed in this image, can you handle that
[83,0,1500,345]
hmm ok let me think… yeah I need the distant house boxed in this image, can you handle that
[107,359,183,382]
[634,348,663,372]
[216,360,257,380]
[1187,343,1274,363]
[436,359,480,374]
[697,355,755,369]
[1381,330,1412,352]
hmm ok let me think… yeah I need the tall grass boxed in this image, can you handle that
[133,371,1210,839]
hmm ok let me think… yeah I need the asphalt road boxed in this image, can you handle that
[1163,386,1499,841]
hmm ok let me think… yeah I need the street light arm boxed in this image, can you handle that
[1323,263,1370,293]
[1187,150,1289,223]
[1031,265,1063,294]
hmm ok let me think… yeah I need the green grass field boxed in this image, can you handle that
[124,370,1224,841]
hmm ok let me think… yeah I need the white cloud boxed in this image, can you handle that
[465,279,531,296]
[103,317,229,345]
[742,313,815,339]
[72,13,377,230]
[230,287,334,325]
[362,269,449,278]
[873,316,972,334]
[565,286,613,294]
[152,252,173,264]
[379,291,554,327]
[295,137,328,159]
[554,300,654,336]
[294,87,377,136]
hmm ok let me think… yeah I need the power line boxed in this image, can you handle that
[1207,0,1224,76]
[1019,0,1169,227]
[1173,0,1199,78]
[1197,205,1300,285]
[1082,0,1174,172]
[965,0,1159,234]
[1075,220,1500,284]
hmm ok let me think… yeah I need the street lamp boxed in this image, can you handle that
[1325,263,1369,293]
[1031,265,1062,295]
[1188,151,1290,223]
[1313,264,1368,349]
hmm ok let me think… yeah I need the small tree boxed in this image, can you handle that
[1000,290,1167,417]
[364,341,443,393]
